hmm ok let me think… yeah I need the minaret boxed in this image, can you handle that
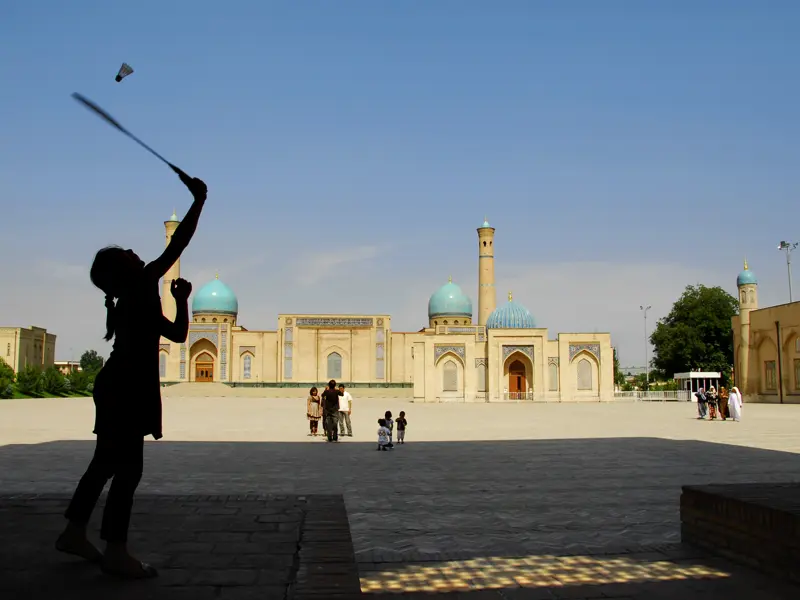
[477,218,497,326]
[736,259,758,394]
[161,210,181,321]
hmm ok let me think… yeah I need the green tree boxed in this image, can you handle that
[16,365,43,396]
[80,350,104,374]
[42,366,67,396]
[67,369,91,394]
[0,358,14,399]
[613,348,625,388]
[650,284,738,384]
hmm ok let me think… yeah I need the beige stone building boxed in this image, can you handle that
[0,326,57,372]
[159,215,614,402]
[732,261,800,404]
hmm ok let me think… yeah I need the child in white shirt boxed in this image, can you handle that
[384,411,394,445]
[377,418,390,451]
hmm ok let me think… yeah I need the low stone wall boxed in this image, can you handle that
[680,482,800,585]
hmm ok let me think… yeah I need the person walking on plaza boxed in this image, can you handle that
[718,386,730,420]
[695,387,707,419]
[728,386,743,421]
[338,383,353,437]
[707,386,719,420]
[307,387,322,436]
[321,379,340,442]
[56,171,208,580]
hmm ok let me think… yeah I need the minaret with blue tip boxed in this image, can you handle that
[161,210,181,322]
[477,217,497,326]
[736,259,758,393]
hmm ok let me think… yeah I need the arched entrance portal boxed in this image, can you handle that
[508,360,527,396]
[195,352,214,382]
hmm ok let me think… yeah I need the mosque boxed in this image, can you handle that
[732,261,800,404]
[159,214,614,402]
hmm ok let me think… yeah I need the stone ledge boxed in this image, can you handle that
[680,483,800,585]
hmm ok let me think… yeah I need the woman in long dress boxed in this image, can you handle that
[307,387,322,435]
[728,386,743,421]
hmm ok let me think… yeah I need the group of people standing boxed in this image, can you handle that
[307,380,353,441]
[695,385,743,421]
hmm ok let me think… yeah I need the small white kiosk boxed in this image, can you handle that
[674,371,722,401]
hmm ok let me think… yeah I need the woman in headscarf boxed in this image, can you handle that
[707,386,719,420]
[718,386,730,421]
[728,386,743,421]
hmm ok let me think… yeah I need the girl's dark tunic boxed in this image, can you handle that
[93,273,165,440]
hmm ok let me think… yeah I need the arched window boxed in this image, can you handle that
[159,352,167,378]
[243,354,252,379]
[443,360,458,392]
[577,358,592,390]
[327,352,342,380]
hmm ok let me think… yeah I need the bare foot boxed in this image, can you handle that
[102,548,158,580]
[56,529,103,563]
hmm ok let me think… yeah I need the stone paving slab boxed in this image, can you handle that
[0,493,360,600]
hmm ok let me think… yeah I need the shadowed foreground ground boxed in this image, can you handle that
[1,399,799,598]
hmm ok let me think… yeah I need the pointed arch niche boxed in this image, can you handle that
[503,351,534,398]
[570,350,599,396]
[190,338,217,382]
[435,351,464,401]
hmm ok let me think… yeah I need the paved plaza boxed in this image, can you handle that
[2,397,800,598]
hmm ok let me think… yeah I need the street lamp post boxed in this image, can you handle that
[640,305,652,389]
[778,241,798,303]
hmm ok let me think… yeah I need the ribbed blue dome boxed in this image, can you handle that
[428,279,473,318]
[737,265,757,286]
[192,276,238,315]
[486,294,536,329]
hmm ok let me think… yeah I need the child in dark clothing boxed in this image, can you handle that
[396,411,407,444]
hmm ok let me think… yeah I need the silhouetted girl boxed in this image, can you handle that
[56,171,207,580]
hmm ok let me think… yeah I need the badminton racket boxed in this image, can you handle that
[71,92,186,177]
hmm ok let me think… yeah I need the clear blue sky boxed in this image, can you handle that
[1,1,798,365]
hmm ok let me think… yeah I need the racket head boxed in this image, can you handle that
[71,92,126,133]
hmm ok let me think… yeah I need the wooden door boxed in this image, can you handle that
[195,352,214,382]
[508,360,526,393]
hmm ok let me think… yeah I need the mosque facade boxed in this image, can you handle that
[159,215,614,402]
[732,261,800,404]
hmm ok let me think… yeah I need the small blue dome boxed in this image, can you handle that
[192,276,238,315]
[428,279,473,318]
[737,261,757,286]
[487,293,536,329]
[166,210,179,223]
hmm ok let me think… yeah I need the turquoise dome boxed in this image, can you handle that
[192,276,238,315]
[737,262,757,286]
[428,279,473,318]
[486,293,536,329]
[166,210,179,223]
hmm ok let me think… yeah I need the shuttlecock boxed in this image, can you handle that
[115,63,134,82]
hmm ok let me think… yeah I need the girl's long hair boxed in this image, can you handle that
[90,246,127,341]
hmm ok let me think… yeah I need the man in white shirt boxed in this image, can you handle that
[338,384,353,437]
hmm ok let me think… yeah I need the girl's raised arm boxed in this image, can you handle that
[145,170,207,280]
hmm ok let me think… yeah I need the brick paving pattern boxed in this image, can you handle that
[1,399,800,597]
[0,493,361,600]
